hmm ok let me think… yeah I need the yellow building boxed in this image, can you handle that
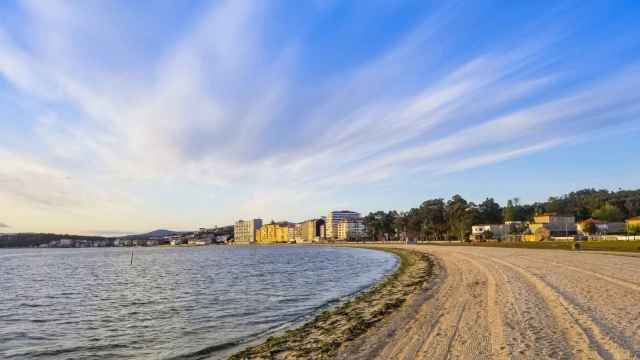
[627,217,640,232]
[295,219,323,243]
[627,216,640,225]
[528,212,576,236]
[256,222,293,244]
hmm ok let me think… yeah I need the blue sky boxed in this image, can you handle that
[1,1,640,235]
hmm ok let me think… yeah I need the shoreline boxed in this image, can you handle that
[229,247,434,359]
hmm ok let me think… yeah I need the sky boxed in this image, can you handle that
[1,1,640,235]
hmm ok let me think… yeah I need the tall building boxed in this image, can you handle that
[326,210,361,239]
[234,219,263,244]
[294,219,326,243]
[336,219,366,241]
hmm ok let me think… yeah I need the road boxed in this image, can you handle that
[339,245,640,360]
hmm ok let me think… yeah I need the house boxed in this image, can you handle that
[626,217,640,233]
[528,213,576,236]
[189,238,212,246]
[59,238,74,247]
[215,234,230,243]
[577,219,626,235]
[471,224,508,241]
[133,239,147,246]
[170,238,184,246]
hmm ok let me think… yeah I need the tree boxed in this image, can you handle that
[363,211,385,241]
[478,198,503,224]
[420,199,447,241]
[592,203,625,222]
[446,195,473,242]
[363,210,398,241]
[504,198,534,222]
[503,199,516,222]
[580,220,598,235]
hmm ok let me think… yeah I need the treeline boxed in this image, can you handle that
[0,225,236,248]
[363,188,640,242]
[0,233,108,248]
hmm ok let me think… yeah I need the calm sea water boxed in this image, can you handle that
[0,245,397,359]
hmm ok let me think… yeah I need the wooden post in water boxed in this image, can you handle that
[130,250,133,265]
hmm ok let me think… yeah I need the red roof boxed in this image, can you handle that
[536,212,557,217]
[578,218,603,225]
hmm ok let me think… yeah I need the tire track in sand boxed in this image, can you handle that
[489,256,634,359]
[413,253,494,359]
[451,253,508,360]
[374,255,465,359]
[526,257,640,293]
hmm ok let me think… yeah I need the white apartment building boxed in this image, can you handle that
[326,210,361,239]
[234,218,263,243]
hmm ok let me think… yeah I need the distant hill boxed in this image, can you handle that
[0,233,108,248]
[122,229,186,239]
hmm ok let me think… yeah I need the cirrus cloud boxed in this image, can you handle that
[0,1,639,232]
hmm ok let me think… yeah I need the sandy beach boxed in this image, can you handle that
[233,244,640,359]
[340,244,640,359]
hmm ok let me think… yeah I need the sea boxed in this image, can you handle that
[0,245,397,359]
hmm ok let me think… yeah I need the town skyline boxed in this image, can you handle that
[2,1,640,235]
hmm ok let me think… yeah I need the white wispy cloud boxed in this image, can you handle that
[0,1,638,231]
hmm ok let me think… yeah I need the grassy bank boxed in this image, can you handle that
[229,248,433,360]
[424,240,640,252]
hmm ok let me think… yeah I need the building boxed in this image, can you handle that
[133,239,147,247]
[577,219,626,235]
[528,213,576,236]
[294,219,326,243]
[169,237,185,246]
[471,224,508,241]
[189,238,212,245]
[216,234,231,243]
[234,219,263,244]
[59,238,74,247]
[336,219,366,241]
[326,210,361,239]
[626,217,640,233]
[256,222,293,244]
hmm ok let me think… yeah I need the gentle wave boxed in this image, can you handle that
[1,246,397,359]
